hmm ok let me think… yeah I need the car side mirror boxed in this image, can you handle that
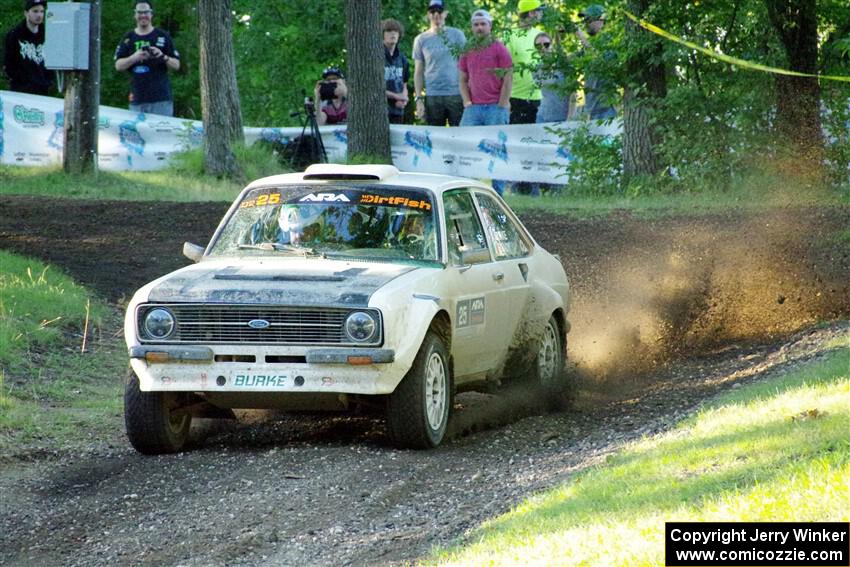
[459,246,490,266]
[183,242,204,263]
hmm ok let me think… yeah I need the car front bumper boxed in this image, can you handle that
[129,345,400,395]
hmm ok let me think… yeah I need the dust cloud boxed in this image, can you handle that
[565,208,850,381]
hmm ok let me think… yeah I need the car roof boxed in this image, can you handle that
[244,164,495,197]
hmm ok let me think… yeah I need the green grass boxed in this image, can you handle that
[504,175,849,218]
[0,251,108,366]
[429,340,850,566]
[0,251,124,453]
[0,143,286,202]
[0,343,125,452]
[4,150,847,218]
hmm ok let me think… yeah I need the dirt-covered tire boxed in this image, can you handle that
[386,331,452,449]
[535,315,575,410]
[124,370,192,455]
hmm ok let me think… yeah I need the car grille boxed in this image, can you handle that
[138,304,381,346]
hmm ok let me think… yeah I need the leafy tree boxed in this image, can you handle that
[764,0,823,179]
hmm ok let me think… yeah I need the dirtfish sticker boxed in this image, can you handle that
[456,297,485,328]
[404,130,432,167]
[13,105,45,127]
[119,114,146,166]
[478,131,508,173]
[234,375,287,388]
[360,194,432,210]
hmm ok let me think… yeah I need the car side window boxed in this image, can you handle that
[443,189,490,265]
[475,193,531,260]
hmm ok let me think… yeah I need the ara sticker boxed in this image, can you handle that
[456,297,485,328]
[299,193,351,202]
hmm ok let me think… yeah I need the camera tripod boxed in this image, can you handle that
[287,97,327,169]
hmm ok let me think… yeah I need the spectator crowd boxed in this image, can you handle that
[3,0,618,194]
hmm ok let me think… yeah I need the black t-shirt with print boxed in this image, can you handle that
[114,28,179,104]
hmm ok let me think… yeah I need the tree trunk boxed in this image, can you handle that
[764,0,823,177]
[622,0,667,181]
[199,0,244,178]
[345,0,391,163]
[63,0,101,175]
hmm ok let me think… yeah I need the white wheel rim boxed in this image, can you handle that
[538,321,559,385]
[424,351,447,431]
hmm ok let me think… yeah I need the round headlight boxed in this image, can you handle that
[344,311,377,343]
[143,308,175,339]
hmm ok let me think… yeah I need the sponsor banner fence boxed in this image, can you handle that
[0,90,620,183]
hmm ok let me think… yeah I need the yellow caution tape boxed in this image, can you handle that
[622,9,850,83]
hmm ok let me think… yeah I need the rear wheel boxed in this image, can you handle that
[535,315,574,410]
[124,370,192,455]
[386,331,452,449]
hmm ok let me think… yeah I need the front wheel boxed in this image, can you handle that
[124,370,192,455]
[386,331,452,449]
[535,315,574,410]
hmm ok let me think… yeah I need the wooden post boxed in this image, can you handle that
[63,0,101,175]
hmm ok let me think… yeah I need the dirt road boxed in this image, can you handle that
[0,198,847,566]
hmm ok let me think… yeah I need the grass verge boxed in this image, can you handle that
[3,153,846,218]
[0,251,123,454]
[0,143,285,202]
[429,339,850,566]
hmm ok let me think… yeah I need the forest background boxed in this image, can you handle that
[1,0,849,194]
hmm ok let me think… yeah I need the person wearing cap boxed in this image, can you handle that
[382,19,410,125]
[411,0,466,126]
[576,4,617,120]
[114,1,181,116]
[504,0,544,124]
[458,9,512,194]
[3,0,54,95]
[314,67,348,126]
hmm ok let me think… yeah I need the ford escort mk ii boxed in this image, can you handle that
[124,164,571,453]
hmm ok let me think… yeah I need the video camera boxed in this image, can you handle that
[318,81,338,101]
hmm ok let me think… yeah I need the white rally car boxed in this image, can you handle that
[124,164,571,453]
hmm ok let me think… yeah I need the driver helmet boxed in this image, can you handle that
[278,204,324,243]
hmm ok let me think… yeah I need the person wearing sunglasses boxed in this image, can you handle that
[533,32,571,124]
[532,31,571,196]
[114,1,181,116]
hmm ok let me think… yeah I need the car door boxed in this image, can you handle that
[471,191,534,365]
[441,189,503,380]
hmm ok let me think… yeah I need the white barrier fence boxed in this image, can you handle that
[0,90,620,183]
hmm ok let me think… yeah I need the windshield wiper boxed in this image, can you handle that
[237,243,322,257]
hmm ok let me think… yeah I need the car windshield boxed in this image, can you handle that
[208,185,440,264]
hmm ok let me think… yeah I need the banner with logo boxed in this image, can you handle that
[1,90,620,183]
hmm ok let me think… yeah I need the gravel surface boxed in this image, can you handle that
[0,198,848,566]
[0,322,846,567]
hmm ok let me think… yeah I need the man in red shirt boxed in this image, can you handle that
[458,9,512,194]
[458,9,513,127]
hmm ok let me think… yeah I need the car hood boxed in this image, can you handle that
[145,259,419,307]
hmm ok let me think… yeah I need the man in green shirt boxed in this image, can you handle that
[505,0,544,124]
